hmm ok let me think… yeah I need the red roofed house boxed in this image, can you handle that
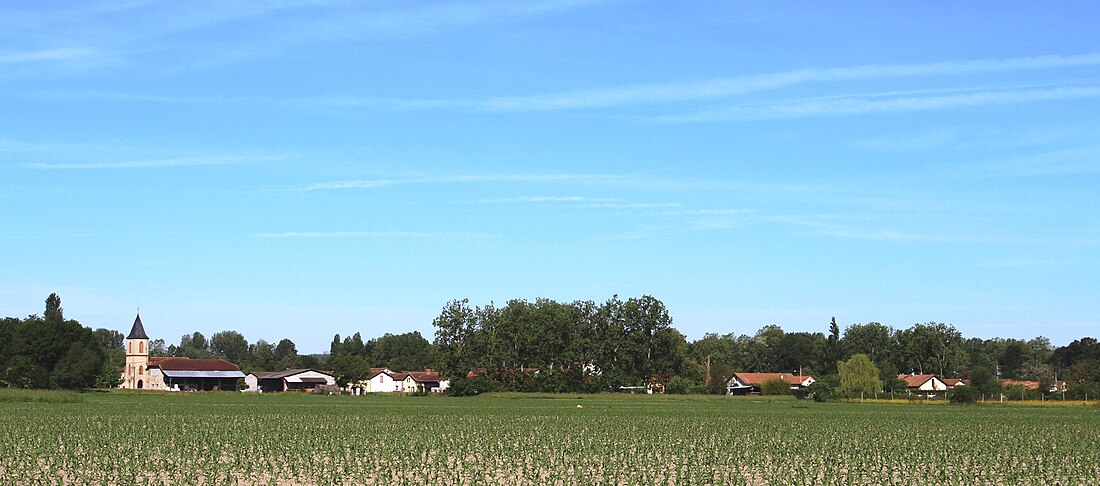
[942,378,968,389]
[119,313,245,391]
[347,368,450,394]
[1001,379,1068,393]
[726,372,815,395]
[898,374,947,392]
[404,370,449,393]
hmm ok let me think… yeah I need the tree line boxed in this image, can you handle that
[3,293,1100,398]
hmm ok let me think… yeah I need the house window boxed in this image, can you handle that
[139,341,144,353]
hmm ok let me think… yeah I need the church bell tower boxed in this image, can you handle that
[124,313,150,389]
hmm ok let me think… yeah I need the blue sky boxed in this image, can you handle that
[2,1,1099,352]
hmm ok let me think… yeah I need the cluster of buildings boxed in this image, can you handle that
[723,370,1069,396]
[119,314,447,394]
[120,315,246,391]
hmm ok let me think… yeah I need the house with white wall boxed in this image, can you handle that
[898,374,948,392]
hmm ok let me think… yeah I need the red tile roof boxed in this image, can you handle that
[408,371,442,382]
[898,374,939,388]
[733,373,812,386]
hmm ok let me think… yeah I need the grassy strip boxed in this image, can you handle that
[0,388,83,403]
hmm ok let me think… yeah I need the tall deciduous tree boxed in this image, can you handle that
[824,317,842,374]
[210,331,249,364]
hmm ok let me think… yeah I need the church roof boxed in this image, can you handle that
[126,314,149,340]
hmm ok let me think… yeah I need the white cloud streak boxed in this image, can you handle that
[295,53,1100,112]
[0,47,99,64]
[254,231,496,239]
[18,155,260,170]
[655,85,1100,123]
[474,196,617,204]
[299,174,632,191]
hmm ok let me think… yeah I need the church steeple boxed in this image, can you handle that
[123,312,151,389]
[127,313,149,340]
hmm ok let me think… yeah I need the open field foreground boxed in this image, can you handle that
[3,392,1099,485]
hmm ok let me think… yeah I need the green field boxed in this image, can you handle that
[2,391,1099,485]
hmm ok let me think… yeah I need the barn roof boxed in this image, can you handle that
[249,369,333,380]
[407,371,443,383]
[126,314,149,340]
[148,357,240,372]
[162,370,246,379]
[732,373,812,386]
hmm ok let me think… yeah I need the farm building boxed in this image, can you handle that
[346,368,450,394]
[119,314,245,391]
[405,370,449,393]
[1001,379,1068,393]
[898,374,948,392]
[245,369,336,393]
[726,373,815,395]
[942,378,968,388]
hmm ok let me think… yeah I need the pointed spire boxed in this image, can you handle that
[127,313,149,340]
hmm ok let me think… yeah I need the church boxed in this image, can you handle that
[120,314,246,391]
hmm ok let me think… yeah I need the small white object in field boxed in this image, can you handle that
[576,404,583,408]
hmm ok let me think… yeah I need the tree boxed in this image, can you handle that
[209,331,249,364]
[371,331,436,371]
[949,385,978,404]
[330,334,341,356]
[824,317,842,374]
[93,329,124,351]
[837,354,882,400]
[968,365,1001,399]
[808,375,839,402]
[45,293,64,324]
[177,332,211,358]
[776,332,825,375]
[897,323,963,377]
[274,339,299,369]
[245,339,276,372]
[52,341,103,389]
[842,322,894,365]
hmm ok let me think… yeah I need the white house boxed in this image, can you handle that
[345,368,403,394]
[726,372,815,395]
[898,373,948,392]
[346,368,450,394]
[245,369,336,392]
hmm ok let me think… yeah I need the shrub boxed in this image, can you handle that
[666,376,697,394]
[760,377,792,396]
[448,375,497,397]
[809,375,840,402]
[949,385,978,404]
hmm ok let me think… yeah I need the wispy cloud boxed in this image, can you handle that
[474,196,617,204]
[294,53,1100,113]
[654,85,1100,122]
[297,174,632,191]
[656,208,753,216]
[970,147,1100,177]
[18,155,262,170]
[1,0,610,72]
[254,231,497,239]
[0,47,99,64]
[572,202,681,209]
